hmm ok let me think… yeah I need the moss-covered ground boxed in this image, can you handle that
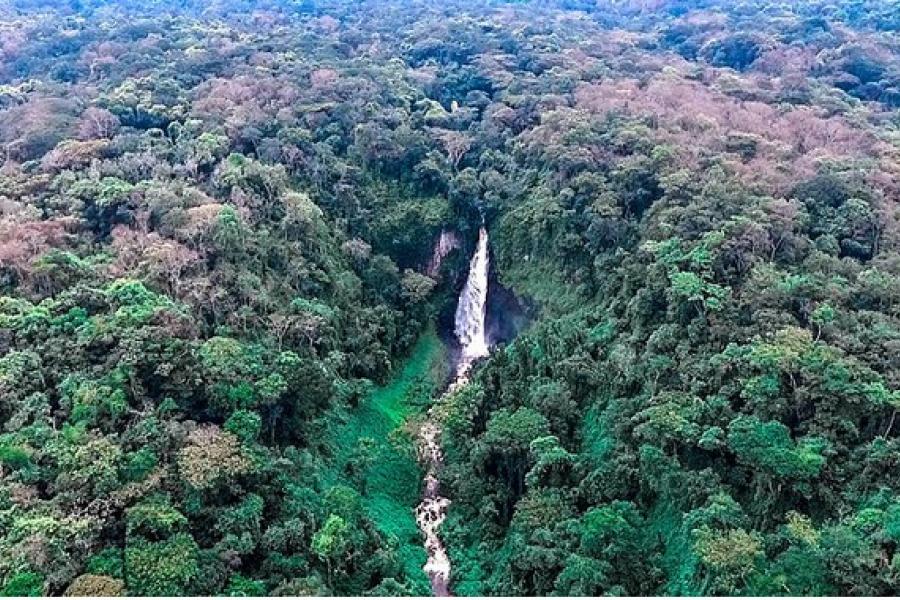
[321,327,448,593]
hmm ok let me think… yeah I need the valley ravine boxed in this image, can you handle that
[415,227,491,596]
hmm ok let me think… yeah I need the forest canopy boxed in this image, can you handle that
[0,0,899,596]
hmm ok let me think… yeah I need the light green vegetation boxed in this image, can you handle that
[321,328,448,593]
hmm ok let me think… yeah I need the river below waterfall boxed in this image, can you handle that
[415,226,491,597]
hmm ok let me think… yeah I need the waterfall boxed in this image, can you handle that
[453,226,490,369]
[416,226,491,597]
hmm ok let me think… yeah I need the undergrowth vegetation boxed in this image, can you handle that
[318,328,447,595]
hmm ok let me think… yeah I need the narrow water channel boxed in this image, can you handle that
[415,226,491,597]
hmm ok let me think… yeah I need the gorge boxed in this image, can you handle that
[415,226,491,596]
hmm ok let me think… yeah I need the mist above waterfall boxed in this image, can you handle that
[486,277,529,347]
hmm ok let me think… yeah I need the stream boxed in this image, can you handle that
[415,226,491,597]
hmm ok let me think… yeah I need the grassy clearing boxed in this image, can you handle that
[321,326,447,593]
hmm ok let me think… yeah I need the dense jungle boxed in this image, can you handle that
[0,0,899,596]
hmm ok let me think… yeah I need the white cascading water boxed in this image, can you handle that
[453,227,490,369]
[415,226,491,597]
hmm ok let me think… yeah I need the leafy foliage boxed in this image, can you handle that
[0,0,899,595]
